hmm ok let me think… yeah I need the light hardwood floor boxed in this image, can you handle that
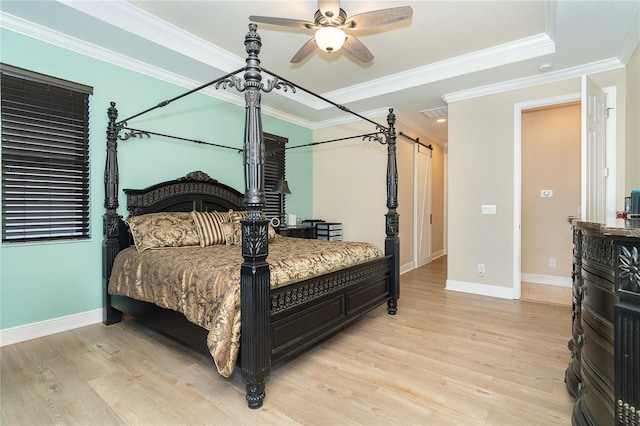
[521,281,572,307]
[1,257,575,425]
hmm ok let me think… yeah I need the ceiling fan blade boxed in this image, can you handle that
[343,34,374,63]
[344,6,413,30]
[290,38,318,63]
[249,15,316,29]
[318,0,341,22]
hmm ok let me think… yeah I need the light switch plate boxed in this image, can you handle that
[481,204,496,214]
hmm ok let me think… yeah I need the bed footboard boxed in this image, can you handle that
[270,256,392,365]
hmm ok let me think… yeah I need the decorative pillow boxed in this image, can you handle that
[126,212,200,252]
[229,209,276,241]
[191,211,231,247]
[267,222,276,241]
[228,209,248,223]
[221,222,242,246]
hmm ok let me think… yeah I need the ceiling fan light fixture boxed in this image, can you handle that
[315,26,346,53]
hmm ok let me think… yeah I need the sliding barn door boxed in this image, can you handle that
[581,75,607,224]
[415,143,432,268]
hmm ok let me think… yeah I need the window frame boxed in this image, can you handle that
[263,133,287,223]
[1,63,93,244]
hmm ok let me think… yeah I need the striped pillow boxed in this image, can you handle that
[229,209,249,223]
[191,211,230,247]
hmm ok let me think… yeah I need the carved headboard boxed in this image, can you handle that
[116,171,245,250]
[124,171,245,217]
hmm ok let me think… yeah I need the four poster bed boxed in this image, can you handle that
[102,24,400,409]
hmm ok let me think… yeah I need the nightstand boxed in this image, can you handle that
[275,225,315,239]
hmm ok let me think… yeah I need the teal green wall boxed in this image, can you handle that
[0,29,312,330]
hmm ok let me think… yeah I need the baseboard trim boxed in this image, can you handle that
[445,279,516,299]
[400,261,415,275]
[0,309,103,347]
[521,273,572,288]
[431,250,445,260]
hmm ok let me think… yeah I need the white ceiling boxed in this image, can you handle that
[1,0,638,145]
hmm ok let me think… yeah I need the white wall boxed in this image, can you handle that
[312,118,394,250]
[312,114,444,270]
[447,69,627,298]
[626,44,640,193]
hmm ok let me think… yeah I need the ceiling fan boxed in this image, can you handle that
[249,0,413,63]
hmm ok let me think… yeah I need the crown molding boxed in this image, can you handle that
[5,1,631,131]
[18,0,562,114]
[1,11,317,130]
[60,0,638,112]
[0,12,242,106]
[259,103,316,129]
[60,0,638,113]
[57,0,556,111]
[57,0,245,72]
[545,0,558,43]
[309,107,391,130]
[57,0,323,110]
[321,32,555,107]
[442,57,624,104]
[0,10,389,130]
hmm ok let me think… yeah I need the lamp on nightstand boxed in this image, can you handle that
[271,179,291,227]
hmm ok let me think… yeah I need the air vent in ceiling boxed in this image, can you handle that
[421,106,448,119]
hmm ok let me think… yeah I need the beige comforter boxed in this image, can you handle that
[108,235,383,377]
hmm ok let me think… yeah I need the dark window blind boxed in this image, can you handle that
[264,133,287,220]
[1,65,92,243]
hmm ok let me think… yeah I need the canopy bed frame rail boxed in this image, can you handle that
[102,24,399,409]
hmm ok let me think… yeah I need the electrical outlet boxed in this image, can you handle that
[478,263,485,276]
[549,258,556,267]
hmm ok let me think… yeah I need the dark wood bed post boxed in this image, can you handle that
[240,23,271,409]
[103,102,123,325]
[385,109,400,315]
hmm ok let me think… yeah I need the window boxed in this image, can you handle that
[263,133,287,222]
[1,64,92,243]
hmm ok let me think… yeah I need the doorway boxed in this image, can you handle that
[513,84,617,301]
[520,102,580,306]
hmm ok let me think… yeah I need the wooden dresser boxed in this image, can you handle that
[566,219,640,426]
